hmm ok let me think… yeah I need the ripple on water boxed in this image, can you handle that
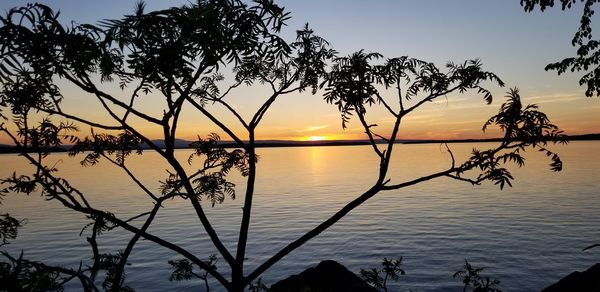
[1,142,599,291]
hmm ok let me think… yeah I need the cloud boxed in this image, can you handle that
[305,125,328,132]
[429,96,471,105]
[525,91,586,104]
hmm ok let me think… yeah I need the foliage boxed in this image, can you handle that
[248,278,268,292]
[0,214,22,247]
[169,254,218,292]
[464,88,567,189]
[453,260,502,292]
[360,258,503,292]
[360,257,405,292]
[0,252,64,292]
[0,195,129,292]
[323,54,503,129]
[0,1,568,291]
[0,250,102,292]
[96,253,134,292]
[68,131,142,167]
[521,0,600,96]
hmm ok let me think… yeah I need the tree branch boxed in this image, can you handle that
[110,202,161,292]
[245,185,382,284]
[162,153,238,269]
[16,151,231,288]
[101,154,159,201]
[60,73,162,125]
[250,91,280,128]
[375,92,398,117]
[233,131,256,283]
[186,97,246,147]
[212,98,249,130]
[356,109,384,158]
[38,108,124,131]
[122,78,147,122]
[402,85,462,117]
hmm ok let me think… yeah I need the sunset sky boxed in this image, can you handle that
[1,0,598,143]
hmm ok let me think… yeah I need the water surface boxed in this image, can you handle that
[1,142,599,291]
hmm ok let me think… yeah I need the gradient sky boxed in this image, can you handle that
[1,0,598,143]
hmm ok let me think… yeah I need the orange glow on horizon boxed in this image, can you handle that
[306,136,327,141]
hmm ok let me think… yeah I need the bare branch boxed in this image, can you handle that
[15,150,231,287]
[381,168,459,191]
[245,184,382,285]
[101,154,159,201]
[61,73,162,125]
[216,79,244,101]
[122,78,147,122]
[397,80,405,112]
[186,97,246,147]
[375,92,398,117]
[110,202,161,292]
[250,91,280,128]
[39,108,124,131]
[212,98,249,129]
[444,143,456,169]
[1,129,85,208]
[356,110,384,158]
[402,85,461,117]
[161,151,238,269]
[251,78,296,128]
[444,174,481,185]
[372,132,389,143]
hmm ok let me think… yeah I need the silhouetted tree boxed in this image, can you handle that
[453,260,502,292]
[0,250,98,292]
[360,257,405,292]
[169,254,218,292]
[521,0,600,96]
[0,213,21,247]
[521,0,600,252]
[0,1,567,291]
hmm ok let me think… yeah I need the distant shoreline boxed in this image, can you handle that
[1,133,599,153]
[400,133,600,144]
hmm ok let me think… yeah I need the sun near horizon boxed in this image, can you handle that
[0,0,598,146]
[305,136,327,141]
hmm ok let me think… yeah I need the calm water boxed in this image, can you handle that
[1,142,599,291]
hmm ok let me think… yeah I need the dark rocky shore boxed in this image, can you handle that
[270,260,600,292]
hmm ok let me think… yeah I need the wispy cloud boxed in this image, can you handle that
[525,91,586,104]
[305,125,328,132]
[429,96,471,105]
[402,113,443,122]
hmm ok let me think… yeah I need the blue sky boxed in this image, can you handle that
[1,1,597,141]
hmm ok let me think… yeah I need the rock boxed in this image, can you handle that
[270,260,377,292]
[542,263,600,292]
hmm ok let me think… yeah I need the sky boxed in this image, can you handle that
[0,0,599,142]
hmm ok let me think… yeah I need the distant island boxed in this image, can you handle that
[1,133,599,154]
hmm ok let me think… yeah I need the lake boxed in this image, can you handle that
[1,141,599,291]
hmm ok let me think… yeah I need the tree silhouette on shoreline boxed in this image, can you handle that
[521,0,600,96]
[0,1,567,291]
